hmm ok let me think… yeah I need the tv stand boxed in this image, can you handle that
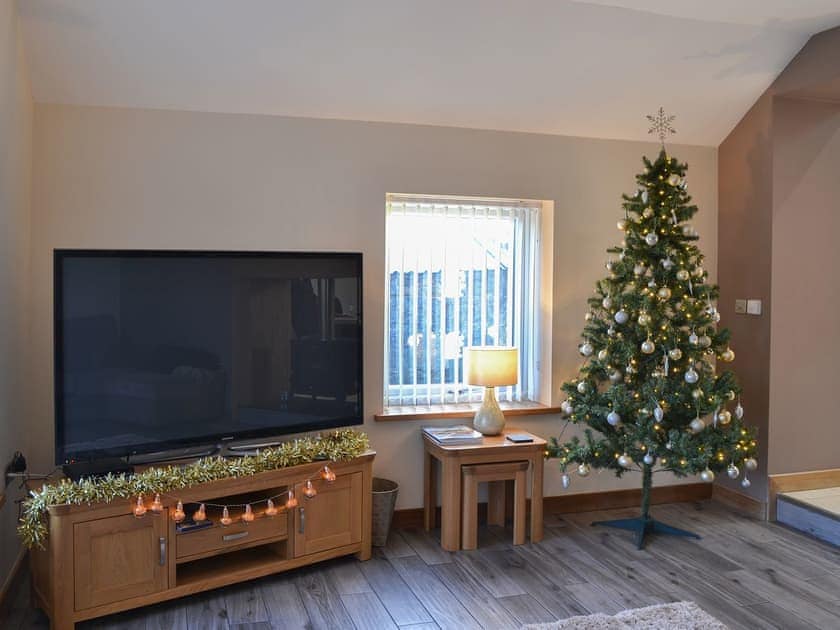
[33,452,374,630]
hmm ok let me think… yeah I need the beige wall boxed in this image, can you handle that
[769,97,840,474]
[0,0,32,588]
[717,94,774,501]
[719,25,840,499]
[30,104,718,509]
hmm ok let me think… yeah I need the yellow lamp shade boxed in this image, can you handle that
[466,347,518,387]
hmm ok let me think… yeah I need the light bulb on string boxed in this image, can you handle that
[172,500,186,523]
[220,506,233,526]
[193,503,206,522]
[150,494,163,514]
[242,504,255,523]
[321,465,337,483]
[285,489,298,509]
[265,499,278,517]
[133,496,147,518]
[304,479,317,499]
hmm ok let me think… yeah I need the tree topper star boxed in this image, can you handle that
[647,107,676,145]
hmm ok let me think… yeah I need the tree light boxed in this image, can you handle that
[303,479,317,499]
[133,496,147,518]
[265,499,278,517]
[150,494,163,514]
[242,504,255,523]
[193,503,206,522]
[285,489,298,510]
[220,506,232,526]
[172,500,185,523]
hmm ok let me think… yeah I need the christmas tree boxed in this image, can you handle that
[548,111,758,549]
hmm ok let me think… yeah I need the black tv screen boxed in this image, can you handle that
[54,250,363,464]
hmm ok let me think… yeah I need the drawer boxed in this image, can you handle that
[177,513,288,560]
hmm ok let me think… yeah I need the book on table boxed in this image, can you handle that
[422,425,484,445]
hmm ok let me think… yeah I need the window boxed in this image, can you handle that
[385,194,541,408]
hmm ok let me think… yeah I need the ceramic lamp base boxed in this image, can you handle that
[473,386,505,436]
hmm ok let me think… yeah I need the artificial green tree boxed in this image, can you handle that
[549,120,758,548]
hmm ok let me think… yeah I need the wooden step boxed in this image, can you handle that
[777,487,840,546]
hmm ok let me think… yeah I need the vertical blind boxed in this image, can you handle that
[385,195,541,407]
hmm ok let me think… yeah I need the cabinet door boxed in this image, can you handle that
[74,513,168,610]
[294,471,362,557]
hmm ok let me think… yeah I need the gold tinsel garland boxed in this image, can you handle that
[18,429,369,549]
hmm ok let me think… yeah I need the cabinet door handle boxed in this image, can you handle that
[159,537,166,566]
[299,507,305,534]
[223,531,249,542]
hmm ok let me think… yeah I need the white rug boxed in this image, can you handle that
[523,601,728,630]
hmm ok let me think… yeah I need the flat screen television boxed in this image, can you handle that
[54,249,363,466]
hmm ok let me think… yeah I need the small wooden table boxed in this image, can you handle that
[423,428,546,551]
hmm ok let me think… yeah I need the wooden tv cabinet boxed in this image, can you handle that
[30,452,374,630]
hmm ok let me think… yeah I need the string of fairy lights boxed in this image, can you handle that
[131,464,337,526]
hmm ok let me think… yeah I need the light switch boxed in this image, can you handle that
[747,299,762,315]
[734,299,747,314]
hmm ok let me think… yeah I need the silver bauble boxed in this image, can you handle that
[643,453,655,466]
[608,326,616,337]
[676,269,690,281]
[642,206,653,217]
[689,332,699,345]
[662,258,675,270]
[713,311,722,322]
[580,342,594,357]
[576,381,588,394]
[734,403,744,419]
[609,370,622,384]
[668,348,683,361]
[667,173,681,186]
[607,411,621,426]
[717,410,732,426]
[653,405,664,422]
[641,191,649,204]
[617,454,632,468]
[598,349,608,361]
[666,441,674,450]
[605,261,614,271]
[638,313,651,326]
[721,348,735,362]
[561,473,571,489]
[727,464,740,479]
[641,340,655,354]
[699,335,712,348]
[694,266,704,278]
[692,388,703,399]
[689,417,706,433]
[614,310,629,324]
[577,463,591,477]
[657,287,672,299]
[633,264,645,276]
[741,476,752,489]
[561,400,574,415]
[744,457,758,471]
[684,367,699,384]
[645,232,659,246]
[602,296,613,309]
[617,219,627,231]
[700,469,715,483]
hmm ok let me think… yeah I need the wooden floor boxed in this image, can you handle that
[4,501,840,629]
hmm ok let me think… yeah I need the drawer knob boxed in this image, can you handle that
[223,531,249,542]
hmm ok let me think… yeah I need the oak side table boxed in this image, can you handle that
[422,428,546,551]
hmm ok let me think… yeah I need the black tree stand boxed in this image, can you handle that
[591,464,701,549]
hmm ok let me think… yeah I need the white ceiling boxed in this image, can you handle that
[17,0,840,146]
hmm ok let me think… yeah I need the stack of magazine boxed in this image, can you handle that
[422,425,483,445]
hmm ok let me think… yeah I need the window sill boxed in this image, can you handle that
[374,401,562,422]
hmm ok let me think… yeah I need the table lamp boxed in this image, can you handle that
[465,347,518,435]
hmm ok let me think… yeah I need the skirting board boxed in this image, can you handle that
[712,483,767,521]
[394,482,712,530]
[0,547,26,618]
[768,468,840,521]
